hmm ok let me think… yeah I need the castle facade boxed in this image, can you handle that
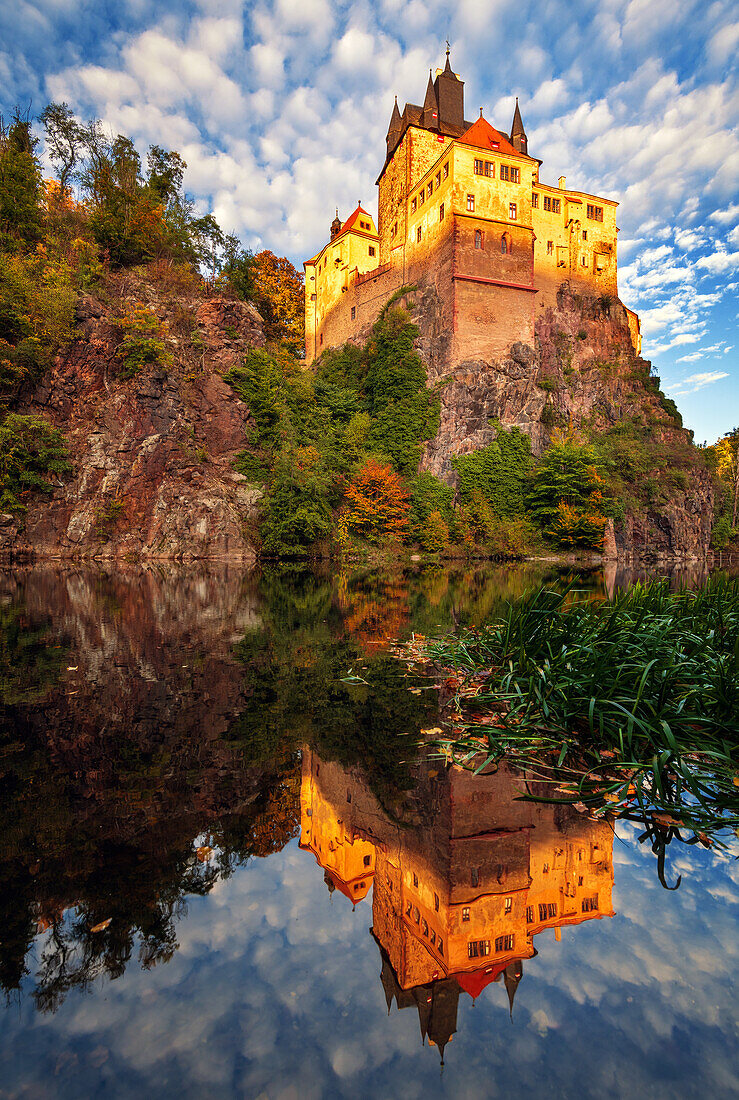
[304,51,624,365]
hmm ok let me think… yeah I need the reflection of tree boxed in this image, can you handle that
[0,603,67,705]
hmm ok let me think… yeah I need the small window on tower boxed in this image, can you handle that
[369,246,376,257]
[416,226,422,243]
[474,229,484,249]
[439,202,445,221]
[547,240,554,255]
[467,194,475,212]
[582,229,587,240]
[351,306,356,320]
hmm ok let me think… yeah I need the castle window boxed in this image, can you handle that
[406,902,412,917]
[546,240,554,255]
[468,940,491,959]
[485,161,494,177]
[495,934,514,953]
[587,204,603,221]
[438,939,443,956]
[501,165,510,181]
[532,192,539,208]
[430,930,436,944]
[581,255,587,266]
[502,233,511,254]
[443,162,449,179]
[504,897,512,913]
[369,246,376,257]
[435,171,441,187]
[427,182,433,197]
[363,854,371,867]
[319,334,323,345]
[462,907,470,922]
[578,876,584,886]
[582,230,587,240]
[467,194,475,212]
[474,158,484,175]
[509,202,517,220]
[511,167,520,183]
[543,862,550,873]
[543,195,552,211]
[413,873,419,888]
[416,226,422,243]
[475,229,484,249]
[434,892,440,912]
[350,306,355,319]
[553,198,561,212]
[538,903,548,921]
[422,919,429,937]
[526,906,534,923]
[310,293,316,301]
[419,190,425,205]
[413,906,420,923]
[347,791,351,803]
[411,197,417,213]
[471,866,479,886]
[582,895,599,912]
[439,202,445,221]
[595,255,605,273]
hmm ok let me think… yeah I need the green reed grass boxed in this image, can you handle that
[412,578,739,863]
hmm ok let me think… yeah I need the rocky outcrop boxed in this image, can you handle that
[1,273,264,561]
[415,283,713,562]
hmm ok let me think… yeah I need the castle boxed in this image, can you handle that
[299,749,614,1062]
[304,49,626,366]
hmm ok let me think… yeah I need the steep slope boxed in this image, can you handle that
[1,270,263,561]
[415,283,712,561]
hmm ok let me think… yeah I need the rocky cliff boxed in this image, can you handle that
[415,282,713,562]
[2,269,264,561]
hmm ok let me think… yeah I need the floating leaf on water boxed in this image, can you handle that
[90,918,112,933]
[196,845,213,862]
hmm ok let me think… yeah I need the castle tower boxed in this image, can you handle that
[510,97,528,155]
[386,97,402,159]
[422,70,439,130]
[434,47,464,131]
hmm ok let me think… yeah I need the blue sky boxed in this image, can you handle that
[1,0,737,442]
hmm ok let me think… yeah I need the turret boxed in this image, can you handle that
[434,46,464,131]
[422,70,439,130]
[510,97,528,155]
[330,209,342,240]
[386,96,402,158]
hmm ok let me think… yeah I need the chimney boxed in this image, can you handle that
[558,176,566,190]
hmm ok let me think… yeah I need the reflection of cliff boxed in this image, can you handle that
[300,750,614,1062]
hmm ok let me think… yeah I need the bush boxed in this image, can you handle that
[0,413,72,511]
[114,306,172,379]
[410,471,454,535]
[420,509,448,553]
[528,434,613,549]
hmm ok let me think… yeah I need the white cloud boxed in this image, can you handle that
[667,370,730,395]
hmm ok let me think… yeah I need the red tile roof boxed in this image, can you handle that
[338,203,376,237]
[460,115,518,156]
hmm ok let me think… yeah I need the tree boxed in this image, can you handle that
[0,111,42,251]
[251,250,304,353]
[713,428,739,527]
[39,102,85,201]
[528,432,613,549]
[342,458,410,542]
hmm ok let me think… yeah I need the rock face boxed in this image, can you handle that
[414,282,713,562]
[2,273,264,561]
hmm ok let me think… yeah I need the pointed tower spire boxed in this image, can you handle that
[510,96,528,155]
[503,960,523,1018]
[444,39,453,73]
[422,69,439,129]
[434,47,464,130]
[386,95,403,158]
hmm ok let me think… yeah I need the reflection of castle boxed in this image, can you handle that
[299,749,614,1062]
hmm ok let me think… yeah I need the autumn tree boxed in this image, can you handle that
[342,458,410,543]
[250,250,304,354]
[528,431,613,549]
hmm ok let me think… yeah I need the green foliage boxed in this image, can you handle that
[538,377,556,393]
[528,435,612,548]
[0,114,42,252]
[658,392,683,428]
[419,509,448,553]
[114,307,172,379]
[711,515,734,549]
[410,471,454,535]
[0,413,72,512]
[452,427,532,519]
[260,450,334,557]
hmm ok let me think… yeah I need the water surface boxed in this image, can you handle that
[0,563,736,1099]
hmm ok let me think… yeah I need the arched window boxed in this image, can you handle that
[502,233,512,255]
[475,229,484,249]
